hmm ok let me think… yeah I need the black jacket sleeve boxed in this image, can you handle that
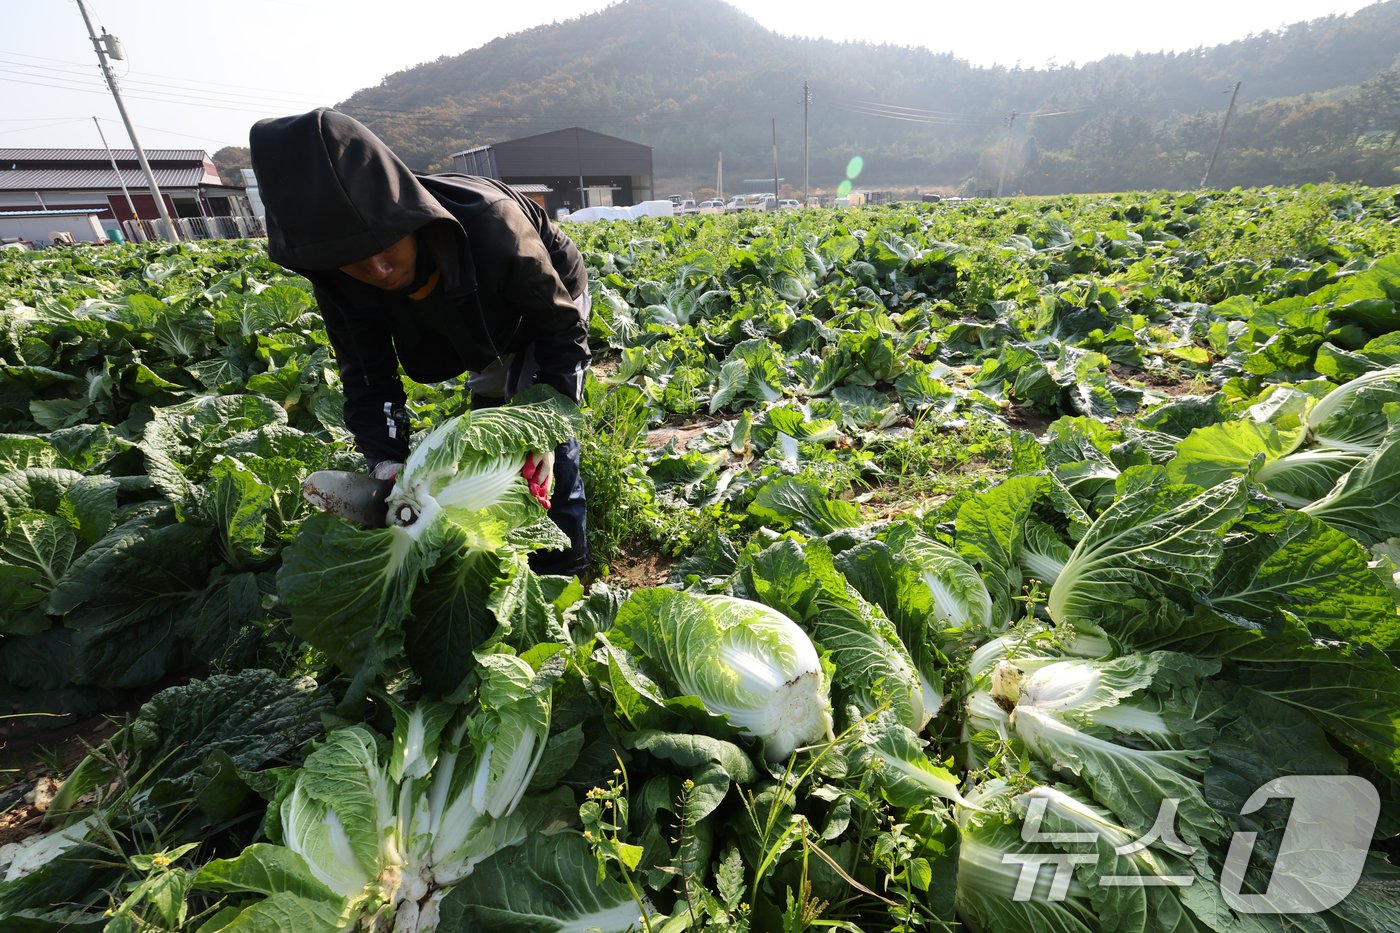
[494,208,591,402]
[315,285,411,469]
[478,203,588,400]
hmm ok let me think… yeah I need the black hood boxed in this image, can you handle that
[249,108,457,271]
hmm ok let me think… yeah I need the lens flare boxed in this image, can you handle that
[837,180,853,197]
[845,156,864,180]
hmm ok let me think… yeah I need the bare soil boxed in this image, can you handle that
[644,418,725,450]
[1,714,123,848]
[1003,405,1058,436]
[1110,363,1204,398]
[603,543,676,589]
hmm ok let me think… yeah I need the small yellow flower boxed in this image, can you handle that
[152,854,171,868]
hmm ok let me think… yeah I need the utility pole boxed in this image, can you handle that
[803,80,811,205]
[995,110,1017,198]
[75,0,178,241]
[93,117,139,237]
[1200,81,1242,188]
[772,118,779,205]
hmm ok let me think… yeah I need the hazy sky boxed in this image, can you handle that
[1,1,1382,153]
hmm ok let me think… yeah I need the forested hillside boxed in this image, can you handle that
[231,0,1400,194]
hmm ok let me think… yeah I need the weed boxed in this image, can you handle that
[580,379,662,573]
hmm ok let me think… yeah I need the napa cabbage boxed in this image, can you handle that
[609,588,834,762]
[739,537,938,733]
[954,780,1235,933]
[969,645,1224,845]
[277,388,580,689]
[192,653,574,932]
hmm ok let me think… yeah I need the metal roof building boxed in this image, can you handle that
[0,148,257,239]
[450,128,653,216]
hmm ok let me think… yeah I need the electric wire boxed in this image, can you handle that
[0,62,332,109]
[0,48,343,101]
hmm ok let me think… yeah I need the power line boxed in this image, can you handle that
[125,120,245,149]
[0,46,346,100]
[0,73,315,117]
[844,98,989,118]
[0,69,791,134]
[0,117,93,138]
[1020,106,1096,118]
[833,102,999,126]
[0,59,329,108]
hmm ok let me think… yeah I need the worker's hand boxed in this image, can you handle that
[521,450,555,508]
[371,460,404,482]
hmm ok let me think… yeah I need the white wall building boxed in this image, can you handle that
[0,148,261,240]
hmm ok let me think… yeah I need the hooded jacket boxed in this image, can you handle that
[249,108,588,469]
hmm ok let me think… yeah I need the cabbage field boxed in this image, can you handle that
[3,184,1400,931]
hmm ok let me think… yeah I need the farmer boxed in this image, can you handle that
[249,108,590,578]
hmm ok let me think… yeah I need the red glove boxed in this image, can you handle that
[521,450,555,509]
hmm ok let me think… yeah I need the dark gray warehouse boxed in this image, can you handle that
[450,127,653,217]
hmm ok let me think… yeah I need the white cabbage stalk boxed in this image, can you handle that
[1016,785,1139,851]
[388,455,524,542]
[856,713,982,810]
[902,535,995,631]
[965,689,1010,740]
[430,455,521,510]
[996,655,1157,721]
[955,781,1093,907]
[967,634,1017,683]
[276,663,554,931]
[1306,363,1400,450]
[917,671,946,723]
[1020,549,1066,587]
[957,833,1089,904]
[0,814,99,883]
[1013,705,1182,771]
[967,633,1076,685]
[382,410,551,546]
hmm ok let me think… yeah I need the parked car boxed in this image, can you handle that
[697,198,725,212]
[1,238,33,251]
[676,199,697,214]
[724,195,748,213]
[750,194,777,212]
[778,199,801,211]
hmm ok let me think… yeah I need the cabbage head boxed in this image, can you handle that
[611,588,835,761]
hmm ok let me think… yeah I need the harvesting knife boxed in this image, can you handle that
[303,470,394,528]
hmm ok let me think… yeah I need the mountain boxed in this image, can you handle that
[309,0,1400,195]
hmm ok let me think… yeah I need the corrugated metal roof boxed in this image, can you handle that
[508,183,553,193]
[0,208,105,217]
[450,129,652,177]
[497,128,647,150]
[0,148,207,162]
[492,127,652,177]
[0,167,215,190]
